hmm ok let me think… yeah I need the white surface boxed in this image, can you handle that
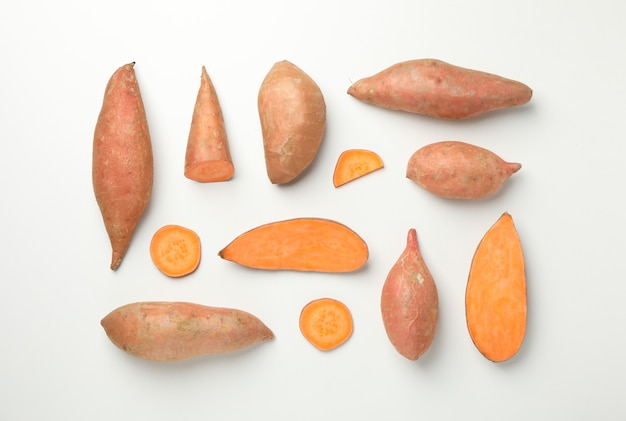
[1,1,625,420]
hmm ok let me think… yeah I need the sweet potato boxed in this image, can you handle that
[347,58,532,119]
[381,229,438,360]
[466,213,526,362]
[184,66,234,182]
[333,149,384,187]
[406,141,521,199]
[150,225,201,278]
[101,302,274,362]
[299,298,353,351]
[258,60,326,184]
[93,62,153,270]
[218,218,368,272]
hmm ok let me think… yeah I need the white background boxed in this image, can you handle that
[1,0,625,420]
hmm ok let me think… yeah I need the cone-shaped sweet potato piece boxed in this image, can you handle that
[219,218,368,272]
[101,302,274,362]
[184,66,234,182]
[258,60,326,184]
[381,229,438,360]
[348,59,532,119]
[93,62,153,270]
[406,141,521,199]
[466,213,526,362]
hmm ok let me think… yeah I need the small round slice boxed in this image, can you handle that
[299,298,353,351]
[150,225,201,278]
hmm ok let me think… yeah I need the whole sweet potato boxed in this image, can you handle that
[406,141,521,199]
[101,302,274,362]
[258,60,326,184]
[348,58,532,119]
[381,229,438,360]
[93,62,153,270]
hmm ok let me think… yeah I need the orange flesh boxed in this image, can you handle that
[299,298,353,351]
[218,218,368,272]
[150,225,201,278]
[185,160,234,182]
[333,149,384,187]
[466,213,526,362]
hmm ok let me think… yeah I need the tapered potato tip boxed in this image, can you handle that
[111,252,123,271]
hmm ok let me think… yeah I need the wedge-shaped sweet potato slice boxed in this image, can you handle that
[219,218,368,272]
[466,212,526,362]
[333,149,384,187]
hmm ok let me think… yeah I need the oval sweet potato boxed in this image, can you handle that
[101,302,274,362]
[381,229,438,360]
[348,58,532,119]
[406,141,521,199]
[258,60,326,184]
[93,62,153,270]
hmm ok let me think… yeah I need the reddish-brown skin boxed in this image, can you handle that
[348,59,532,119]
[101,302,275,362]
[381,229,438,361]
[406,141,521,200]
[93,62,153,270]
[258,60,326,184]
[184,66,234,182]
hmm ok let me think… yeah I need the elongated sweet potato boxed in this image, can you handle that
[93,62,153,270]
[258,60,326,184]
[101,302,274,362]
[466,213,526,362]
[406,141,521,199]
[348,58,532,119]
[184,66,234,182]
[219,218,368,272]
[333,149,384,187]
[381,229,438,360]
